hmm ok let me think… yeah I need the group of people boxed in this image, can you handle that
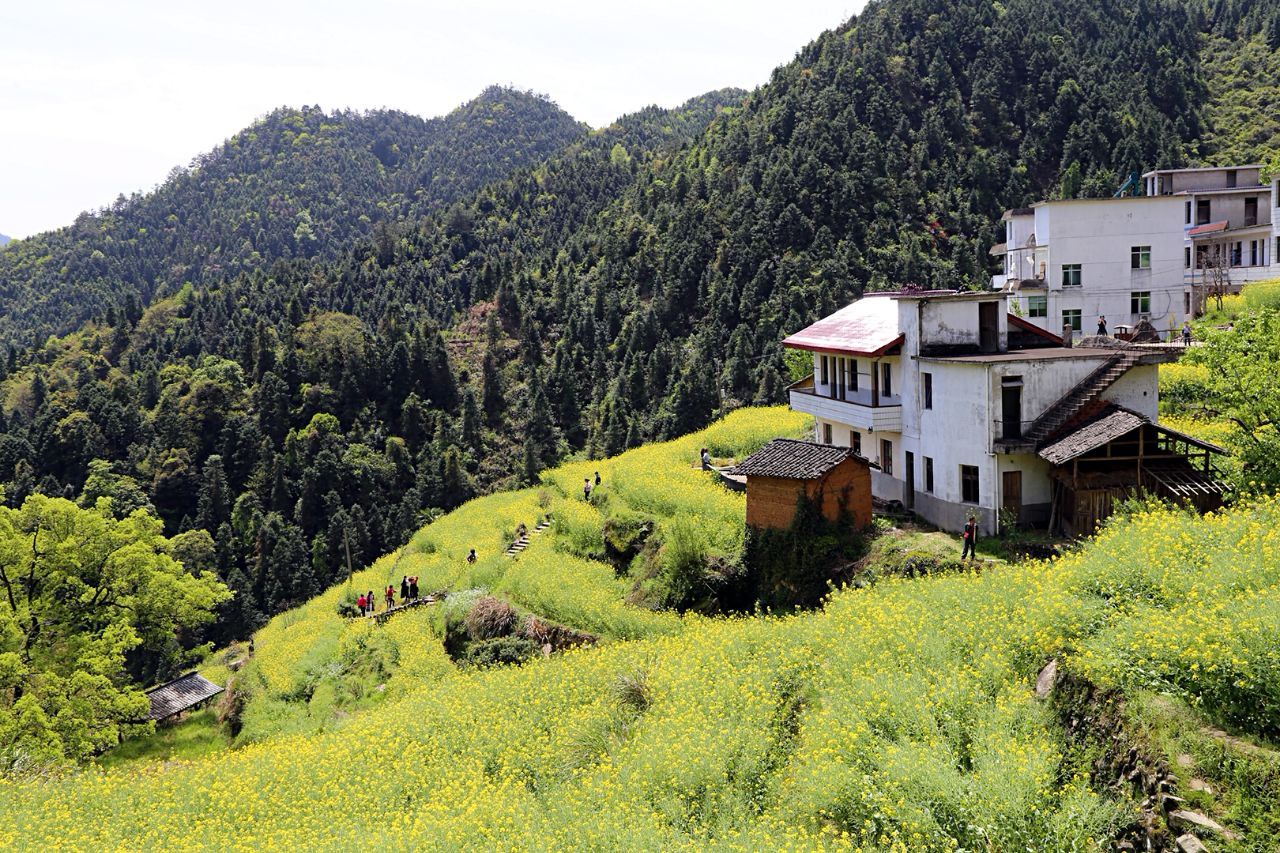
[582,471,601,500]
[356,576,421,615]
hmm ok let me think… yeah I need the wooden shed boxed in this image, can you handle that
[144,672,224,723]
[729,439,873,531]
[1038,405,1226,537]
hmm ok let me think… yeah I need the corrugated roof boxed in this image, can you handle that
[782,297,903,355]
[729,438,863,480]
[145,672,223,721]
[1188,220,1228,237]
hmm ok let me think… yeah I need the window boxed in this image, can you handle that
[847,359,859,392]
[1130,291,1151,315]
[820,355,829,385]
[880,439,893,476]
[923,456,934,493]
[849,430,861,456]
[1231,241,1242,266]
[1027,295,1047,318]
[922,372,933,410]
[1196,198,1211,225]
[1185,246,1191,269]
[881,362,892,398]
[1226,169,1237,188]
[1061,264,1082,287]
[822,422,832,444]
[1245,197,1258,226]
[1251,240,1259,267]
[1184,200,1191,224]
[1062,309,1081,334]
[960,465,979,504]
[1130,245,1151,270]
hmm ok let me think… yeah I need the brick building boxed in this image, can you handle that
[730,439,872,531]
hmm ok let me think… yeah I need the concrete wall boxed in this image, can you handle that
[1100,364,1159,420]
[987,355,1111,438]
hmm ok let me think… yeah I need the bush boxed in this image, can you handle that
[462,635,539,667]
[335,590,360,618]
[464,596,519,640]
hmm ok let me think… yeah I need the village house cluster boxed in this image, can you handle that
[771,166,1252,537]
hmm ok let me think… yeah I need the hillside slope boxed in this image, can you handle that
[0,87,586,346]
[4,408,1280,849]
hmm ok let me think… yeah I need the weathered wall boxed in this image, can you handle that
[745,459,873,532]
[745,476,806,530]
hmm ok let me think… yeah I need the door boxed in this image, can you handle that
[904,452,915,510]
[1001,470,1022,525]
[978,302,999,353]
[1001,385,1022,439]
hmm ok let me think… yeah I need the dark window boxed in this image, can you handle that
[1131,291,1151,315]
[924,456,934,493]
[1130,246,1151,269]
[1062,309,1081,333]
[1231,242,1242,266]
[881,362,892,398]
[1184,200,1191,224]
[1226,169,1237,188]
[850,430,861,456]
[1027,295,1047,317]
[820,355,829,385]
[1196,199,1211,225]
[848,359,858,392]
[1245,196,1258,226]
[880,439,893,476]
[1251,240,1258,266]
[1061,264,1082,287]
[961,465,979,504]
[822,422,832,444]
[1185,246,1191,269]
[922,372,933,409]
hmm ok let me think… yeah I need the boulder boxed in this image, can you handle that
[1169,809,1233,839]
[1175,833,1208,853]
[1035,659,1058,698]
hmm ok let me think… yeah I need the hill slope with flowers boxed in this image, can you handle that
[3,408,1280,849]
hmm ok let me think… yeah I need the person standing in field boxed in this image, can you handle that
[367,591,374,615]
[356,592,366,614]
[467,548,477,564]
[400,575,410,604]
[385,585,395,610]
[409,576,419,599]
[583,478,592,500]
[961,515,978,561]
[1182,321,1193,346]
[700,448,711,470]
[594,471,601,487]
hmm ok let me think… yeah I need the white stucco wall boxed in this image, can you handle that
[1099,364,1159,419]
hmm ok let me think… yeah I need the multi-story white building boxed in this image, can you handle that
[992,165,1280,338]
[784,290,1221,536]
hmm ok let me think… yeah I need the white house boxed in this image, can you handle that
[784,290,1222,536]
[992,165,1280,338]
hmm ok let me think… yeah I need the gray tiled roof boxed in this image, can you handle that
[728,438,859,479]
[144,672,224,721]
[1038,407,1147,465]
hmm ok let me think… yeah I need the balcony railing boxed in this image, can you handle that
[788,382,903,433]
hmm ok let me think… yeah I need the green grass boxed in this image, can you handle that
[95,709,229,770]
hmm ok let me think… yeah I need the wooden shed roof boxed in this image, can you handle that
[729,439,865,480]
[1038,405,1225,466]
[144,672,223,721]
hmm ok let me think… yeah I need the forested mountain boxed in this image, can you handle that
[0,87,585,346]
[1,0,1279,654]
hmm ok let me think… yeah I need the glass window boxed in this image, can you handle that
[880,439,893,476]
[881,362,892,398]
[1130,291,1151,315]
[1026,295,1047,317]
[1130,246,1151,269]
[1184,200,1191,224]
[850,430,861,456]
[1185,246,1191,269]
[1061,264,1082,287]
[961,465,979,504]
[922,372,933,410]
[1062,309,1082,333]
[848,359,858,392]
[822,422,832,444]
[820,355,829,385]
[1196,199,1210,225]
[924,456,934,493]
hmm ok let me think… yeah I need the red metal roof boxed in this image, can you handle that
[1187,220,1228,237]
[782,297,904,356]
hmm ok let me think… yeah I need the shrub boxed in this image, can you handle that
[464,596,519,640]
[462,635,539,667]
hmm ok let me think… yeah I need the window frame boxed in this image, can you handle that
[923,456,934,493]
[1061,263,1082,287]
[1062,309,1082,333]
[880,438,893,476]
[850,430,861,456]
[1130,291,1151,315]
[922,372,933,410]
[1130,245,1151,270]
[960,464,979,504]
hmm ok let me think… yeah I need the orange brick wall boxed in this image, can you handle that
[745,458,872,531]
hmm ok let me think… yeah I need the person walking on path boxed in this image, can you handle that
[356,592,367,614]
[1096,315,1108,336]
[400,575,410,604]
[1182,320,1193,347]
[961,515,978,561]
[700,448,711,470]
[583,478,592,501]
[409,576,419,600]
[385,585,395,610]
[594,471,601,487]
[367,591,375,616]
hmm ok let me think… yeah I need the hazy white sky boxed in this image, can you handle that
[0,0,864,239]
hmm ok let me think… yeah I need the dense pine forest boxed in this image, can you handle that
[1,0,1279,661]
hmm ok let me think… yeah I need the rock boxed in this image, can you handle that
[1161,794,1186,813]
[1035,659,1058,698]
[1188,778,1213,795]
[1175,833,1209,853]
[1169,809,1234,839]
[1176,752,1194,768]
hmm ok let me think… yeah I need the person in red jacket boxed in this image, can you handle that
[356,593,366,613]
[384,585,395,610]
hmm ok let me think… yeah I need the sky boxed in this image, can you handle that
[0,0,865,239]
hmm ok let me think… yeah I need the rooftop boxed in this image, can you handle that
[918,346,1120,365]
[1142,165,1264,177]
[782,296,903,355]
[728,438,864,480]
[145,671,224,721]
[1039,405,1225,465]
